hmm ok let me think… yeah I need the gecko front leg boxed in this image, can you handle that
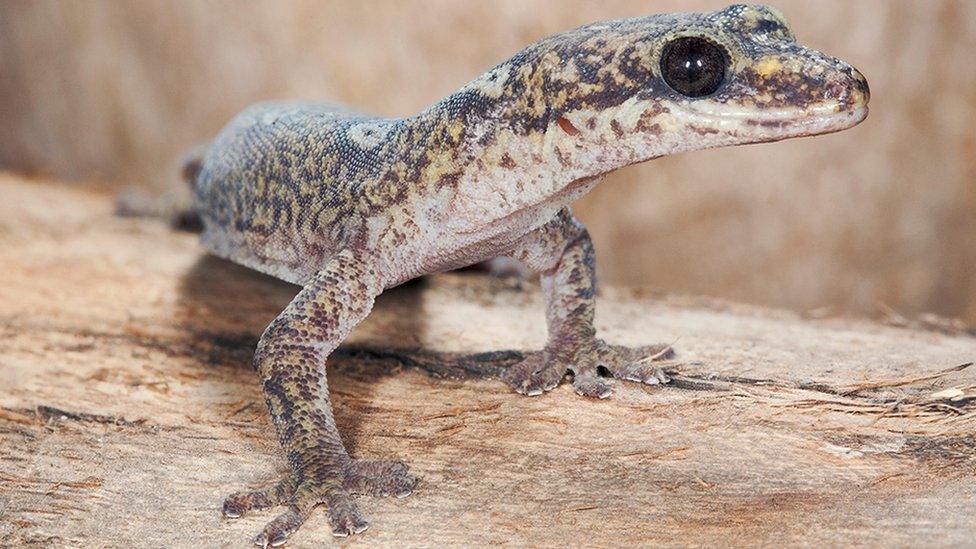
[503,209,673,398]
[222,249,416,546]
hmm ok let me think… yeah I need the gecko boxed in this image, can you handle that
[185,4,869,545]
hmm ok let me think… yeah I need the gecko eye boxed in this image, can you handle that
[660,37,729,97]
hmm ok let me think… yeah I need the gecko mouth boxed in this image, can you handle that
[743,104,869,136]
[671,101,869,140]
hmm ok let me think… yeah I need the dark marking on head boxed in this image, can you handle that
[636,104,668,133]
[610,120,624,138]
[637,120,662,135]
[437,171,461,188]
[500,153,517,169]
[555,146,572,167]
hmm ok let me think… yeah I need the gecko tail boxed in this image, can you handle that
[181,142,209,190]
[114,143,208,232]
[170,143,208,232]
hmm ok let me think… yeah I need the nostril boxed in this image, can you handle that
[825,78,848,102]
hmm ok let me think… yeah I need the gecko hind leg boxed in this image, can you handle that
[222,249,418,546]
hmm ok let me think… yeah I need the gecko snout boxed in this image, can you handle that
[850,68,870,105]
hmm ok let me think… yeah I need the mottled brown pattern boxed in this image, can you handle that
[188,4,870,544]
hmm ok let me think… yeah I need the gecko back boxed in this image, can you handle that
[188,101,404,284]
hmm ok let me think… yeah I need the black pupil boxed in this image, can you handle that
[660,37,728,97]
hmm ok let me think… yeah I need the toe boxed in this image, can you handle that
[501,352,543,391]
[650,367,671,384]
[344,459,418,497]
[610,363,671,385]
[224,477,295,518]
[502,352,566,396]
[603,343,675,385]
[634,343,676,361]
[608,342,675,364]
[572,372,614,399]
[327,494,369,537]
[254,507,307,548]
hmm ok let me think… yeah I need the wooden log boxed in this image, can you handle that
[1,173,974,547]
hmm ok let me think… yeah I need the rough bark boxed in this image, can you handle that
[1,174,974,547]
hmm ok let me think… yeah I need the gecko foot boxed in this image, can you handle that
[223,458,417,546]
[502,340,674,398]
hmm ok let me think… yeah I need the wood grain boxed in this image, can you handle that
[1,173,974,547]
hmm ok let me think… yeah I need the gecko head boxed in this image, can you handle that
[520,4,870,171]
[437,4,870,220]
[651,4,870,145]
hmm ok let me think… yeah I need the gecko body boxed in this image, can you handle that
[189,5,869,544]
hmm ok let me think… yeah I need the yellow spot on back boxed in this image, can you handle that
[447,122,463,142]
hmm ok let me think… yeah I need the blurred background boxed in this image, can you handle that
[1,0,974,323]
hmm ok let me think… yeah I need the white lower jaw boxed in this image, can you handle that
[678,102,870,142]
[749,104,869,144]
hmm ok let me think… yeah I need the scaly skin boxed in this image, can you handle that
[189,5,870,545]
